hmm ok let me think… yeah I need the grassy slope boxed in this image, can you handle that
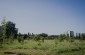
[0,39,85,55]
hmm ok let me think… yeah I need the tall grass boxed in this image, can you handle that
[0,39,85,55]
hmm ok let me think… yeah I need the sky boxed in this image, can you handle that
[0,0,85,35]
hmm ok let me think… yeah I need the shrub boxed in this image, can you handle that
[0,36,3,47]
[41,37,44,43]
[58,34,66,42]
[17,36,24,43]
[38,42,41,46]
[69,37,74,42]
[33,35,41,42]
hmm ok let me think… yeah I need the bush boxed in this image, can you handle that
[38,41,41,46]
[0,36,3,47]
[58,34,66,42]
[17,36,24,43]
[33,35,41,41]
[69,37,74,42]
[41,37,44,43]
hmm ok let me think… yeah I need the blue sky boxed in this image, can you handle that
[0,0,85,35]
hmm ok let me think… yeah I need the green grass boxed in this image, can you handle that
[0,39,85,55]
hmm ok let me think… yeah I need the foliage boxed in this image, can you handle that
[0,31,3,46]
[34,35,41,41]
[1,17,6,38]
[68,37,74,42]
[58,34,66,42]
[1,18,85,55]
[41,37,44,42]
[1,40,85,55]
[80,33,85,40]
[48,35,58,39]
[27,32,31,39]
[17,33,24,43]
[23,34,28,39]
[38,33,48,38]
[17,36,24,43]
[0,17,7,46]
[0,36,3,47]
[31,33,35,38]
[6,21,18,38]
[55,37,58,45]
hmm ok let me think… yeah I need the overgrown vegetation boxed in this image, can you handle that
[0,18,85,55]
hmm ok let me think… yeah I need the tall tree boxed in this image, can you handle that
[1,17,6,39]
[6,21,18,38]
[0,17,7,45]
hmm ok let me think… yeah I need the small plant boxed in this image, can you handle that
[69,37,74,42]
[55,38,58,46]
[33,46,38,49]
[38,42,41,46]
[41,37,44,43]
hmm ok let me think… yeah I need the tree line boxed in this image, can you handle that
[0,18,85,46]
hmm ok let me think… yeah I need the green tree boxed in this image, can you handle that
[48,35,58,39]
[6,21,18,39]
[1,17,7,44]
[80,33,85,40]
[38,33,48,39]
[1,17,6,39]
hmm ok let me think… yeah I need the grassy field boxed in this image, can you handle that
[0,39,85,55]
